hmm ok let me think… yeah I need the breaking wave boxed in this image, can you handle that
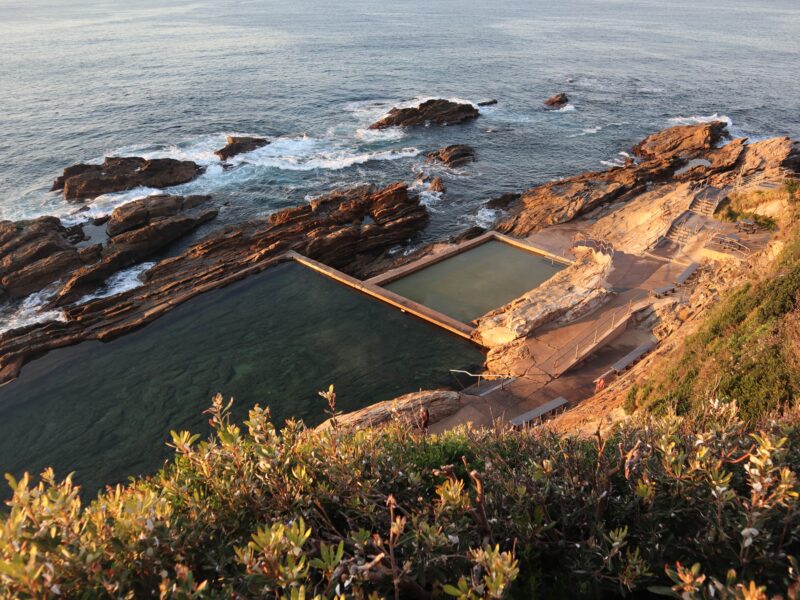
[77,262,155,303]
[668,113,733,128]
[0,289,66,335]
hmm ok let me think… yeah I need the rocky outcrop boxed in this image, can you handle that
[544,93,569,109]
[369,99,479,129]
[473,251,614,348]
[497,122,733,236]
[316,389,467,430]
[52,157,203,200]
[106,194,211,236]
[0,183,428,383]
[0,195,216,305]
[429,177,446,193]
[0,217,86,299]
[214,136,269,161]
[427,144,475,168]
[632,121,728,162]
[56,195,218,303]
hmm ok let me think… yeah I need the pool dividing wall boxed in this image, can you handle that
[382,239,567,323]
[0,262,483,497]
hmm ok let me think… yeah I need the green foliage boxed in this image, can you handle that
[2,394,800,598]
[637,228,800,422]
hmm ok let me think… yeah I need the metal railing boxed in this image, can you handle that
[706,232,752,259]
[573,234,615,256]
[542,292,649,377]
[449,369,514,391]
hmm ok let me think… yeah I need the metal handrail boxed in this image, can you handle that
[449,369,514,391]
[543,291,649,376]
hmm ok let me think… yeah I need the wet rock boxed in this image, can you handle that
[426,144,476,168]
[485,192,521,210]
[544,93,569,109]
[478,99,498,106]
[0,217,83,298]
[57,196,218,304]
[52,157,204,200]
[214,136,269,161]
[106,194,211,236]
[369,99,479,129]
[429,177,446,193]
[449,226,485,244]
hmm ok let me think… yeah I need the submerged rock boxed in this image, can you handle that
[478,99,498,106]
[544,92,570,109]
[52,157,203,200]
[214,136,269,161]
[426,144,476,168]
[369,99,479,129]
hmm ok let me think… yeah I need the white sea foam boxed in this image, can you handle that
[77,262,155,303]
[554,103,576,113]
[354,127,407,142]
[60,186,160,226]
[0,289,66,334]
[473,207,498,228]
[568,125,602,138]
[418,190,444,213]
[668,113,733,128]
[228,136,420,171]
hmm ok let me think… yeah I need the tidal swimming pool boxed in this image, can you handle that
[384,240,566,323]
[0,262,483,496]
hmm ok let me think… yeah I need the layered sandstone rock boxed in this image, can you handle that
[0,183,428,383]
[426,144,476,168]
[0,217,84,298]
[497,122,734,236]
[316,389,467,431]
[52,157,203,200]
[369,99,479,129]
[473,251,614,348]
[214,136,269,161]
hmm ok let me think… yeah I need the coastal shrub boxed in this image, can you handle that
[2,395,800,598]
[637,225,800,422]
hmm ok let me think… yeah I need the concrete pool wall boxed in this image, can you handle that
[367,233,573,325]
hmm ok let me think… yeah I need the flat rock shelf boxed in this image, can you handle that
[0,262,483,497]
[384,240,566,324]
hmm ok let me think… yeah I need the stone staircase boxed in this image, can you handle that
[688,185,727,217]
[664,218,693,245]
[690,196,718,217]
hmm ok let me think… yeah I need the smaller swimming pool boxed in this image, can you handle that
[384,240,566,323]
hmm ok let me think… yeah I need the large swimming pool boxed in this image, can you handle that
[384,240,566,323]
[0,262,483,496]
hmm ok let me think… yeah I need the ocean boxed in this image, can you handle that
[1,0,799,303]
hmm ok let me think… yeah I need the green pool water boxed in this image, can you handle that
[0,262,483,497]
[384,240,566,323]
